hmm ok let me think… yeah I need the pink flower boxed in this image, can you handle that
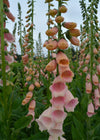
[49,78,67,97]
[0,79,3,86]
[56,51,69,67]
[27,110,35,128]
[59,66,74,83]
[49,135,66,140]
[36,107,55,131]
[51,107,67,123]
[87,102,95,117]
[48,122,64,137]
[97,64,100,75]
[86,82,92,94]
[92,74,99,86]
[5,65,10,72]
[5,11,15,22]
[64,90,79,112]
[94,88,100,99]
[22,54,29,64]
[46,59,57,72]
[5,54,14,64]
[4,32,15,43]
[94,98,100,110]
[86,73,90,81]
[50,96,65,108]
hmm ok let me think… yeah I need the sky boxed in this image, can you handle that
[6,0,100,55]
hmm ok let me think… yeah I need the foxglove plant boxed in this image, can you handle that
[36,0,79,139]
[0,0,16,138]
[79,0,100,116]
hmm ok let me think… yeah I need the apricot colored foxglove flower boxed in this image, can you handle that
[85,54,90,60]
[22,92,33,105]
[5,11,15,22]
[27,100,36,128]
[59,5,67,13]
[56,51,69,67]
[62,22,77,29]
[46,60,57,72]
[92,74,99,86]
[59,66,74,83]
[46,40,58,50]
[58,38,68,50]
[55,16,64,23]
[86,73,90,81]
[83,66,88,73]
[28,84,34,91]
[69,36,80,46]
[51,107,67,123]
[87,102,95,117]
[0,79,3,86]
[49,136,66,140]
[69,29,80,37]
[97,64,100,75]
[51,53,56,58]
[49,76,67,97]
[94,98,100,110]
[36,107,55,131]
[64,90,79,112]
[48,9,58,17]
[22,54,29,64]
[4,32,15,43]
[3,0,10,7]
[48,122,64,138]
[94,88,100,99]
[86,82,92,94]
[5,54,14,64]
[46,26,58,36]
[34,81,40,88]
[50,96,65,108]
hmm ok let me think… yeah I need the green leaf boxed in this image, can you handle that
[22,132,48,140]
[72,124,82,140]
[14,115,32,130]
[72,116,86,140]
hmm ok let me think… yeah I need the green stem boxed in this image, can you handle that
[56,0,62,76]
[0,0,6,103]
[31,0,34,58]
[47,2,50,84]
[31,0,34,81]
[87,1,94,140]
[0,1,9,138]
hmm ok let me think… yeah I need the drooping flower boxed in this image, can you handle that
[92,74,99,86]
[62,22,77,29]
[86,82,92,94]
[46,40,58,50]
[5,54,14,64]
[87,102,95,117]
[50,96,65,108]
[59,5,67,13]
[69,29,80,37]
[69,36,80,46]
[36,107,55,131]
[64,90,79,112]
[59,66,74,83]
[51,107,67,123]
[5,11,15,22]
[50,76,67,97]
[48,122,64,138]
[46,60,57,72]
[4,32,15,43]
[58,38,68,50]
[56,51,69,67]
